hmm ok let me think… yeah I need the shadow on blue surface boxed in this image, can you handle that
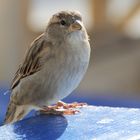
[0,115,67,140]
[15,115,67,140]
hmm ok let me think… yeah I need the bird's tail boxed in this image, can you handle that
[4,101,29,124]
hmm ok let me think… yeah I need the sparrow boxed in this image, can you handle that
[4,11,90,124]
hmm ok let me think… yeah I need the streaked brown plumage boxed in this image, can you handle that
[4,11,90,124]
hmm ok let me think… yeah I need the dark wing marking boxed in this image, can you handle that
[11,33,51,89]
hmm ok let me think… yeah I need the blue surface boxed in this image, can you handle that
[0,106,140,140]
[1,85,140,139]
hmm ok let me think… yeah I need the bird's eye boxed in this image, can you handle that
[60,20,66,26]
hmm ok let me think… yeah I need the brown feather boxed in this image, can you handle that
[11,33,52,89]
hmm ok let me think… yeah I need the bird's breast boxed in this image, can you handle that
[41,32,90,104]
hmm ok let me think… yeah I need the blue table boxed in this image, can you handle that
[0,106,140,140]
[1,85,140,139]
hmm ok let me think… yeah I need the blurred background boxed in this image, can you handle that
[1,0,140,122]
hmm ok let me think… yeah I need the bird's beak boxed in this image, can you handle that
[69,20,82,32]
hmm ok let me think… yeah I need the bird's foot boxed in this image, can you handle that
[40,101,87,115]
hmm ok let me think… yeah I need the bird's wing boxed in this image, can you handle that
[11,33,52,90]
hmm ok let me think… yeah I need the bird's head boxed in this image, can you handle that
[45,11,87,41]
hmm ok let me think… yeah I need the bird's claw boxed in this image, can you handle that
[39,101,87,115]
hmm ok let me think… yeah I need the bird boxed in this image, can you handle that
[4,10,91,124]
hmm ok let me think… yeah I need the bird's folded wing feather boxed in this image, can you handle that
[11,33,52,90]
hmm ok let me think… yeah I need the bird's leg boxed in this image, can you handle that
[39,101,87,115]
